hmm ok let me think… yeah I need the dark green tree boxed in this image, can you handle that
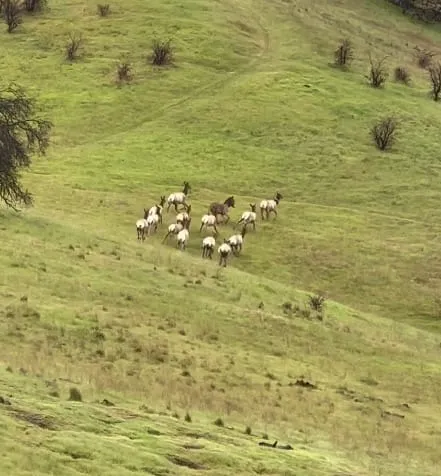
[0,84,52,209]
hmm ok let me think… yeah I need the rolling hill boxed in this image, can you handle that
[1,0,441,474]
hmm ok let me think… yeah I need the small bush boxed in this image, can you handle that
[394,66,411,85]
[371,117,397,151]
[334,39,354,68]
[151,38,173,66]
[97,3,110,16]
[414,46,435,69]
[3,0,22,33]
[245,425,252,435]
[308,293,326,313]
[214,417,224,427]
[65,32,83,61]
[116,61,132,83]
[428,62,441,101]
[184,411,192,422]
[367,53,388,88]
[68,387,82,402]
[23,0,46,12]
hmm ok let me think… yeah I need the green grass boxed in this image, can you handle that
[2,0,441,474]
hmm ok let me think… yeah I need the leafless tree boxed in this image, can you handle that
[429,62,441,101]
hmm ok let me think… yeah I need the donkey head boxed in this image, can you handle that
[250,203,257,212]
[143,208,149,219]
[225,196,235,208]
[275,192,283,201]
[160,195,166,207]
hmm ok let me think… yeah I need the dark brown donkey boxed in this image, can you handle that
[209,196,235,224]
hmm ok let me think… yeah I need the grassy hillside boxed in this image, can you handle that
[1,0,441,474]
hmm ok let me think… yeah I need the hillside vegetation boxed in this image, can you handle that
[1,0,441,474]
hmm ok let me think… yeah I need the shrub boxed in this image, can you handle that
[184,411,192,422]
[151,39,173,66]
[65,32,83,61]
[394,66,411,85]
[116,61,132,83]
[367,53,388,88]
[245,425,252,435]
[428,62,441,101]
[308,293,326,313]
[371,117,397,151]
[97,3,110,17]
[3,0,22,33]
[214,417,224,427]
[414,46,435,69]
[334,39,354,68]
[68,387,82,402]
[23,0,46,12]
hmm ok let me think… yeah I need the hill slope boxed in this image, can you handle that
[1,0,441,474]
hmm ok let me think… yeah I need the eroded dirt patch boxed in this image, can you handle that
[11,408,56,430]
[168,455,205,470]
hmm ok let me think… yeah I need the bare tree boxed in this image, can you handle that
[0,84,52,209]
[367,53,388,88]
[97,3,110,16]
[371,116,397,151]
[23,0,47,12]
[334,39,354,68]
[429,62,441,101]
[65,32,83,61]
[151,39,174,66]
[3,0,22,33]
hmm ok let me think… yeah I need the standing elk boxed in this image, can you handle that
[166,181,191,213]
[260,192,283,220]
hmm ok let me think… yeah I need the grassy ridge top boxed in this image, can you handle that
[1,0,441,474]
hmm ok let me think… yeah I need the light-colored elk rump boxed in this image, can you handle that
[260,192,283,220]
[136,218,148,241]
[176,229,190,251]
[201,236,216,259]
[146,213,159,236]
[166,181,191,213]
[209,196,235,224]
[162,222,184,243]
[176,204,192,225]
[227,227,247,255]
[199,213,218,235]
[236,203,257,230]
[145,195,166,224]
[162,216,190,243]
[218,240,232,267]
